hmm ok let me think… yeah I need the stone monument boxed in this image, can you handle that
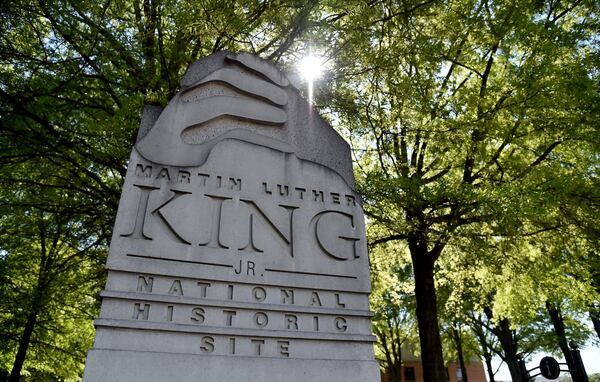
[83,51,380,381]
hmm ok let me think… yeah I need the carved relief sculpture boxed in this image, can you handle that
[83,52,379,382]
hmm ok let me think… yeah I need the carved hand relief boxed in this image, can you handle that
[136,52,291,168]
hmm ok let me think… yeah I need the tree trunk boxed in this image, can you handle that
[478,333,496,382]
[590,307,600,343]
[391,348,402,382]
[411,246,446,382]
[9,308,38,382]
[452,326,469,382]
[484,308,522,382]
[390,361,402,382]
[10,234,48,382]
[391,318,402,382]
[483,353,495,382]
[546,302,576,376]
[377,325,402,382]
[497,320,521,382]
[378,328,401,382]
[469,315,496,382]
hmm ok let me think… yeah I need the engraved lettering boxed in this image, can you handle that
[168,279,183,296]
[277,184,289,196]
[331,192,340,204]
[151,189,192,244]
[121,185,158,240]
[227,284,234,300]
[239,200,298,256]
[253,312,269,328]
[247,261,255,276]
[191,307,205,323]
[313,316,319,331]
[278,340,290,357]
[135,164,152,178]
[309,291,322,306]
[198,173,210,186]
[137,276,154,292]
[133,303,150,320]
[200,336,215,353]
[280,289,294,304]
[239,214,263,253]
[345,194,356,206]
[228,177,242,191]
[197,282,211,297]
[167,305,173,322]
[178,170,191,184]
[335,317,348,332]
[229,337,236,354]
[252,287,267,302]
[251,339,265,356]
[263,182,273,194]
[285,314,298,330]
[295,187,306,200]
[223,310,237,326]
[313,210,360,260]
[216,175,222,188]
[198,194,231,249]
[234,260,256,276]
[335,293,346,308]
[156,167,171,181]
[312,190,324,202]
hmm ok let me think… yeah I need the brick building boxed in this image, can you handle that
[380,352,487,382]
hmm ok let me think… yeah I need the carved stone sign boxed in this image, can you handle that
[83,51,379,382]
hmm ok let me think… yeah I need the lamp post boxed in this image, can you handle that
[568,341,589,382]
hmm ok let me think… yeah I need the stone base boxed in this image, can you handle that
[83,349,381,382]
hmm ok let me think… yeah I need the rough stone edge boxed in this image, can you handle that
[136,105,164,143]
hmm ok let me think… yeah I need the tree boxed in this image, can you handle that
[588,250,600,342]
[320,0,600,380]
[0,204,104,381]
[369,239,418,382]
[468,312,501,382]
[589,373,600,382]
[439,228,597,381]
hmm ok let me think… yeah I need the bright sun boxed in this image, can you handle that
[298,55,325,104]
[299,55,324,81]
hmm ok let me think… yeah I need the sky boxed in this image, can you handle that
[489,344,600,381]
